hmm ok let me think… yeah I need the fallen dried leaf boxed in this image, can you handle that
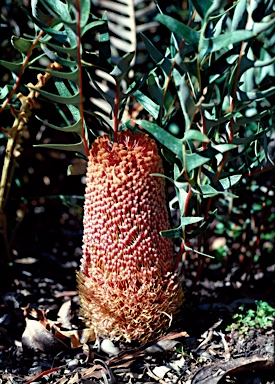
[152,365,171,379]
[191,355,274,384]
[57,300,72,329]
[107,330,188,368]
[55,327,96,349]
[22,318,69,352]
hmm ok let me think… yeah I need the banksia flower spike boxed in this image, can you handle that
[77,130,184,342]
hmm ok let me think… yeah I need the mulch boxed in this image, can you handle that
[0,251,274,383]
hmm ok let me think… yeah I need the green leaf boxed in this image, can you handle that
[34,141,87,156]
[205,0,228,19]
[81,19,105,36]
[200,30,255,61]
[231,0,247,31]
[174,70,197,130]
[0,85,13,100]
[160,225,183,239]
[134,90,160,120]
[146,72,176,116]
[183,130,209,142]
[136,120,183,162]
[156,14,200,50]
[212,143,236,153]
[30,66,79,82]
[189,0,213,19]
[253,18,275,35]
[141,33,172,76]
[185,152,211,172]
[236,86,275,101]
[200,184,220,197]
[186,210,218,238]
[35,116,82,135]
[185,245,215,259]
[40,0,72,23]
[160,216,203,239]
[79,0,91,28]
[0,60,24,74]
[98,13,112,65]
[110,51,135,82]
[219,174,242,189]
[11,36,33,54]
[40,40,78,60]
[22,8,69,45]
[28,86,80,105]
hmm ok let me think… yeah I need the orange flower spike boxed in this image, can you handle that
[77,130,184,342]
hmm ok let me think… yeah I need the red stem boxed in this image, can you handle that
[75,0,89,156]
[174,239,186,272]
[113,80,120,143]
[0,18,53,114]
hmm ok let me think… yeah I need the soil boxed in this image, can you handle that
[0,203,274,383]
[0,100,274,384]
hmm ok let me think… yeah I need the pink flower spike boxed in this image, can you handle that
[77,130,184,342]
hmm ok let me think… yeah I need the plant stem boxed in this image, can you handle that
[75,0,89,156]
[0,18,53,114]
[113,80,120,143]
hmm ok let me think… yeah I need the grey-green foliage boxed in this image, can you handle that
[135,0,275,243]
[1,0,274,247]
[1,0,141,152]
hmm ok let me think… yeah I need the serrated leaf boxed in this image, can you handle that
[22,8,69,45]
[35,116,82,135]
[0,60,24,74]
[28,86,80,105]
[30,66,79,82]
[11,36,33,54]
[40,40,78,60]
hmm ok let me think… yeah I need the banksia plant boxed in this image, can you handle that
[77,130,184,342]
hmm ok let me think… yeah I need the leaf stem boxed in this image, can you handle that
[0,18,53,114]
[75,0,89,156]
[113,80,120,143]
